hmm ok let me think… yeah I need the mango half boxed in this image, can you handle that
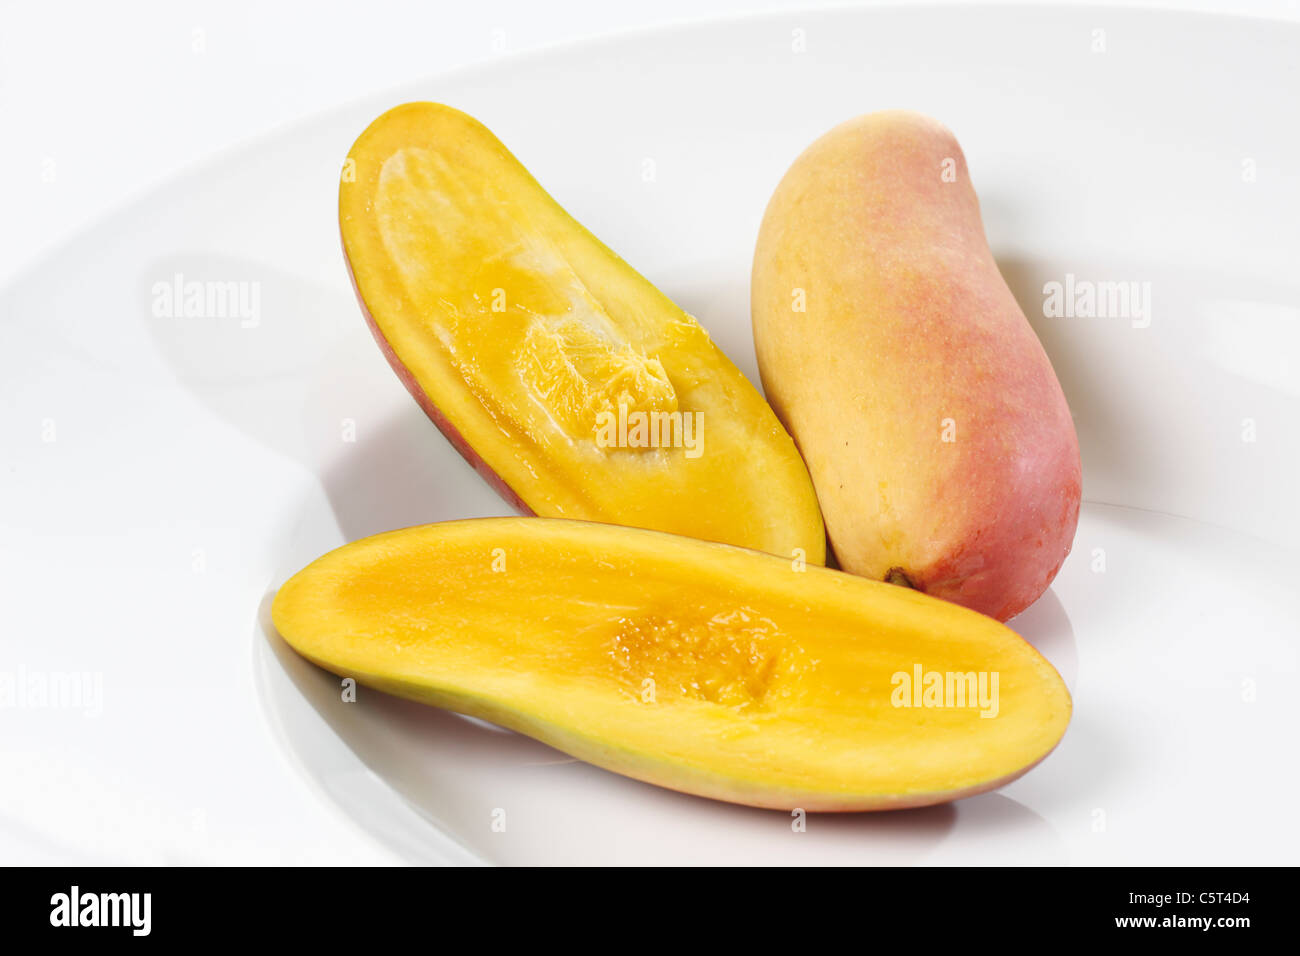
[272,518,1071,811]
[340,103,824,562]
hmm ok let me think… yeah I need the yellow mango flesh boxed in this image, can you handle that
[341,103,824,562]
[272,518,1071,810]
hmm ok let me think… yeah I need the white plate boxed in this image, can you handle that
[3,4,1297,865]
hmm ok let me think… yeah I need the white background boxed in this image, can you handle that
[2,0,1297,286]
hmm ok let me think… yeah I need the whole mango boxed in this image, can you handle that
[752,111,1081,621]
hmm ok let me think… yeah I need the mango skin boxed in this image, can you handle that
[272,517,1071,812]
[752,111,1081,621]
